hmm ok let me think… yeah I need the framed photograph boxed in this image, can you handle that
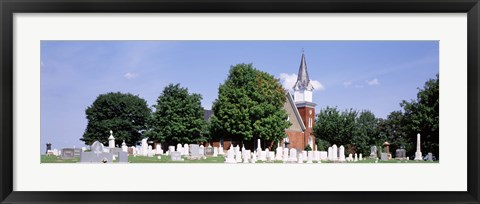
[1,0,479,203]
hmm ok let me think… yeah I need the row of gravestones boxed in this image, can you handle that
[370,145,417,161]
[223,144,365,164]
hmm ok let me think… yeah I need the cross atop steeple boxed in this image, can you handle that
[293,51,314,91]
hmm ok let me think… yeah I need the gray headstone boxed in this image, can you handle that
[79,141,114,163]
[109,147,123,155]
[61,148,75,159]
[73,148,82,157]
[80,151,114,163]
[370,146,377,158]
[190,144,200,158]
[205,146,214,156]
[427,153,433,161]
[381,153,388,161]
[170,151,182,161]
[396,148,406,159]
[118,151,128,163]
[91,141,104,153]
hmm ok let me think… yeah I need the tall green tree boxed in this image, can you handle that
[313,107,358,150]
[146,83,208,145]
[377,111,409,153]
[210,63,290,144]
[81,92,151,146]
[354,110,379,155]
[401,74,439,157]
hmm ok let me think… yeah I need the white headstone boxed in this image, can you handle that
[235,145,240,154]
[242,150,251,163]
[183,144,189,155]
[168,146,175,155]
[259,150,267,161]
[320,151,328,161]
[257,139,262,153]
[176,144,184,155]
[131,146,137,156]
[338,145,346,162]
[313,151,320,162]
[199,145,205,156]
[307,151,313,163]
[141,138,148,156]
[251,151,257,163]
[297,153,304,163]
[275,147,283,160]
[147,145,154,157]
[225,147,236,163]
[348,153,353,162]
[268,151,275,162]
[108,130,115,148]
[265,148,271,161]
[213,147,218,157]
[121,140,128,152]
[289,148,297,162]
[332,145,338,161]
[283,148,289,162]
[414,133,423,160]
[155,144,163,155]
[218,143,224,155]
[359,153,363,160]
[328,147,333,161]
[354,153,358,162]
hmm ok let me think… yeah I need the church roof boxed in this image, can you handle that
[293,52,314,91]
[285,92,306,131]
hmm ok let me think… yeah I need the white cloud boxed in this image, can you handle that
[310,80,325,91]
[124,72,139,80]
[279,73,298,90]
[366,78,380,85]
[279,73,325,91]
[343,81,352,87]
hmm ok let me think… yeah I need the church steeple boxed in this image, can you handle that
[293,51,314,91]
[293,50,313,91]
[293,51,315,103]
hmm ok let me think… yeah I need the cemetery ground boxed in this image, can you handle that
[41,155,438,164]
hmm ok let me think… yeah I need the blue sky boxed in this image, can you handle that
[41,41,439,152]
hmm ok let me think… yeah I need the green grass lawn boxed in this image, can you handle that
[41,155,80,163]
[128,155,226,163]
[41,154,438,164]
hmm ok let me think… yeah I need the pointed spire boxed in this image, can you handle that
[293,51,314,91]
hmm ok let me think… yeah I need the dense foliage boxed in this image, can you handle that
[401,74,439,157]
[314,74,439,158]
[145,84,208,145]
[210,63,291,144]
[81,92,151,146]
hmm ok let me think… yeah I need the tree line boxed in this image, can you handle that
[81,64,439,159]
[81,63,289,147]
[314,74,439,158]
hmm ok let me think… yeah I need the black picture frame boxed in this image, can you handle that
[1,0,479,203]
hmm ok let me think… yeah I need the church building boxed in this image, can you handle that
[282,52,317,151]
